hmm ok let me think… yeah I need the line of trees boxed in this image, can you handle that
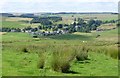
[1,27,21,32]
[30,16,62,25]
[103,20,117,24]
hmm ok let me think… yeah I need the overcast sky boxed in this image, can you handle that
[0,0,119,13]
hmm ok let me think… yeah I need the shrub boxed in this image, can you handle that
[105,46,118,59]
[118,48,120,60]
[76,46,89,61]
[37,44,50,69]
[37,52,46,69]
[89,45,118,59]
[50,45,76,73]
[51,55,71,73]
[22,47,28,53]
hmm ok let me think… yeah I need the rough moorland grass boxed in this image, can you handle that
[105,46,118,59]
[36,44,89,73]
[76,46,89,61]
[2,49,118,76]
[2,30,118,60]
[88,45,118,59]
[37,52,46,69]
[48,34,93,40]
[50,45,76,73]
[36,45,77,73]
[2,27,119,76]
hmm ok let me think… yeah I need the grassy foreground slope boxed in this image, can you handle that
[2,49,118,76]
[2,27,118,76]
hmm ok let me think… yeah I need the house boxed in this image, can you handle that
[11,29,16,32]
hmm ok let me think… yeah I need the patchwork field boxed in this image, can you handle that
[1,14,118,26]
[55,14,118,24]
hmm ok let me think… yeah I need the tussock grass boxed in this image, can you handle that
[50,45,76,73]
[37,52,46,69]
[88,45,118,59]
[105,46,118,59]
[37,44,51,69]
[22,47,28,53]
[75,46,89,61]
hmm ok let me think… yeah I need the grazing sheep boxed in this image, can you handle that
[82,41,87,43]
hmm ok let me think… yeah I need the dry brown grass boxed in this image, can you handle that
[97,23,117,30]
[0,32,7,35]
[5,17,32,22]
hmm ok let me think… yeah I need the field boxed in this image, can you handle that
[1,28,119,76]
[97,23,116,29]
[1,17,40,28]
[55,14,118,24]
[1,14,119,76]
[1,14,118,27]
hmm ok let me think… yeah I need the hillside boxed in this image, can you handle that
[1,13,119,76]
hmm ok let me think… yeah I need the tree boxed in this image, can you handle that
[68,24,76,33]
[30,17,52,25]
[25,26,32,30]
[58,24,63,28]
[74,18,76,21]
[73,22,76,27]
[16,28,21,32]
[77,18,84,25]
[31,28,38,32]
[110,20,116,23]
[38,25,42,29]
[52,26,58,31]
[91,24,97,30]
[95,20,102,26]
[88,19,95,27]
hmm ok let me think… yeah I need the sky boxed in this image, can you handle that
[0,0,119,13]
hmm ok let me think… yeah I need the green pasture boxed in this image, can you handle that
[1,27,119,76]
[1,14,119,76]
[57,14,118,21]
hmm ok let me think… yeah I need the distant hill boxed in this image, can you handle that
[0,13,37,18]
[54,12,118,14]
[0,13,15,17]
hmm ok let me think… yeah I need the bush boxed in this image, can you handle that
[76,46,89,61]
[22,47,28,53]
[37,44,49,69]
[51,55,70,72]
[50,45,76,73]
[88,45,118,59]
[37,52,46,69]
[36,45,90,73]
[105,46,118,59]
